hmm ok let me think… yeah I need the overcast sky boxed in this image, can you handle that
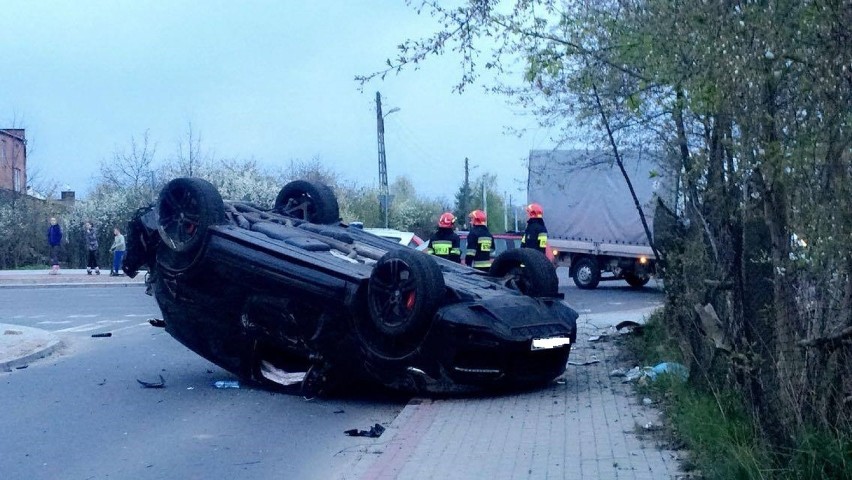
[1,1,556,202]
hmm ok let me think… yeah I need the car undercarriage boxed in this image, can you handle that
[124,178,578,396]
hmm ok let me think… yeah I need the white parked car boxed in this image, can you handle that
[364,228,427,251]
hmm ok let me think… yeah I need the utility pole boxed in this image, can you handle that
[376,92,389,228]
[461,157,470,228]
[504,192,508,232]
[482,181,487,217]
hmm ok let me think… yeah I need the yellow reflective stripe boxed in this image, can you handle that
[466,249,477,256]
[431,240,452,255]
[538,233,548,248]
[478,238,492,252]
[472,260,493,268]
[450,248,461,255]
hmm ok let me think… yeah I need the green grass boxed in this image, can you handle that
[623,310,852,480]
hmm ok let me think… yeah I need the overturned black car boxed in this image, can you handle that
[124,178,578,395]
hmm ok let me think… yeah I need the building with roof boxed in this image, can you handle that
[0,129,27,193]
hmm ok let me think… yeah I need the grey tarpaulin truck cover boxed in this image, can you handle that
[527,149,672,288]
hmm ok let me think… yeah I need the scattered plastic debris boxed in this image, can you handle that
[619,363,689,384]
[588,334,608,342]
[623,366,646,383]
[568,359,601,366]
[260,360,306,386]
[97,379,107,386]
[137,375,166,388]
[615,320,644,334]
[647,362,689,382]
[91,332,112,338]
[344,423,386,438]
[214,380,240,389]
[148,319,166,328]
[642,397,654,406]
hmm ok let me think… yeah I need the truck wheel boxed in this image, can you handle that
[624,273,650,288]
[490,249,558,297]
[275,180,340,225]
[156,178,226,272]
[360,249,444,359]
[571,257,600,289]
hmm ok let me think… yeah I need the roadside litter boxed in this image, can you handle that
[91,332,112,338]
[344,423,385,438]
[214,380,240,389]
[137,375,166,388]
[610,362,688,384]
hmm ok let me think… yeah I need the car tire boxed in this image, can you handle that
[275,180,340,224]
[571,256,601,289]
[624,273,650,288]
[490,248,558,297]
[361,249,445,358]
[156,178,226,272]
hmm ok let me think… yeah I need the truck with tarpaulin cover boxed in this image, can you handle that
[527,150,670,289]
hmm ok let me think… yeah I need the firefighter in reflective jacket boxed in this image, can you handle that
[465,209,494,271]
[522,202,548,255]
[427,212,461,263]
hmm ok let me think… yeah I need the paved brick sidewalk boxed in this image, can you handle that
[339,310,685,480]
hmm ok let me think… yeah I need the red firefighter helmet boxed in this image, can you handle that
[526,203,544,219]
[438,212,456,228]
[468,209,487,226]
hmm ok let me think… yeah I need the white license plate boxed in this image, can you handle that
[531,337,571,351]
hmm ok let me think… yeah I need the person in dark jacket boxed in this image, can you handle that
[84,221,100,275]
[464,209,494,271]
[427,212,461,263]
[522,203,548,255]
[47,217,63,274]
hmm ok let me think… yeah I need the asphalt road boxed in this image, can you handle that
[0,286,407,480]
[0,279,664,479]
[557,267,664,315]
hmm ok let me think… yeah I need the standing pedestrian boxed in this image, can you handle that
[522,203,548,255]
[426,212,462,263]
[109,226,126,276]
[84,221,100,275]
[464,209,494,272]
[47,217,63,275]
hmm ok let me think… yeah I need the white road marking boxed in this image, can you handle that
[38,320,73,325]
[109,322,153,334]
[123,314,157,317]
[55,323,103,333]
[68,314,99,318]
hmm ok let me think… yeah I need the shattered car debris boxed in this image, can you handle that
[124,178,578,395]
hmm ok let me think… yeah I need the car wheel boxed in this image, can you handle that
[571,257,600,289]
[624,273,650,288]
[490,248,558,297]
[361,249,445,358]
[156,178,226,272]
[275,180,340,224]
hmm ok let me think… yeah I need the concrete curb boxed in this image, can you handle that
[0,282,145,289]
[0,324,64,372]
